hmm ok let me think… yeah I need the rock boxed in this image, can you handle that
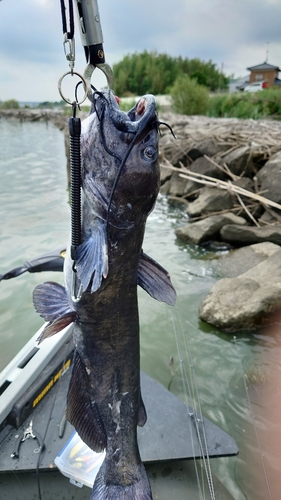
[258,210,279,226]
[167,156,232,200]
[177,179,201,198]
[215,242,280,277]
[233,177,254,192]
[220,223,281,246]
[188,138,223,161]
[168,170,192,197]
[160,163,173,184]
[175,212,247,245]
[187,187,234,217]
[221,146,254,176]
[190,156,228,181]
[172,156,230,201]
[160,179,171,195]
[256,151,281,204]
[199,249,281,331]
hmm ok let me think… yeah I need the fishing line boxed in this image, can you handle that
[94,91,123,164]
[178,308,216,500]
[179,307,216,500]
[169,306,216,500]
[170,309,205,500]
[180,311,216,500]
[234,457,248,500]
[233,336,273,500]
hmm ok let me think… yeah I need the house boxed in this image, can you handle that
[247,62,281,88]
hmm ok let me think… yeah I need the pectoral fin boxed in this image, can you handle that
[67,351,107,452]
[75,222,108,293]
[33,281,76,342]
[138,252,177,306]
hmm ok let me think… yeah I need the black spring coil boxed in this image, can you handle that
[69,117,81,261]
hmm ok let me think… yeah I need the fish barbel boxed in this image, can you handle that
[33,90,176,499]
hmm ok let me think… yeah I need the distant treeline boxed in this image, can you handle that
[0,99,20,109]
[0,99,65,110]
[113,51,229,96]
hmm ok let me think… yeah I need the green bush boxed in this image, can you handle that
[207,89,281,119]
[0,99,19,109]
[170,74,209,115]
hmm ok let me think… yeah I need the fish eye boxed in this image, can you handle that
[142,146,157,162]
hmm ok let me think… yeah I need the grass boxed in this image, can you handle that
[207,88,281,119]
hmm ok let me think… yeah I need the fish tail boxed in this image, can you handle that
[90,460,152,500]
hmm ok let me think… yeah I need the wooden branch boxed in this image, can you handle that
[203,154,239,181]
[235,192,260,227]
[169,162,281,212]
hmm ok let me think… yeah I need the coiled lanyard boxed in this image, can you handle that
[58,0,114,301]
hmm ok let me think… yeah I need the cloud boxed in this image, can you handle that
[0,0,281,100]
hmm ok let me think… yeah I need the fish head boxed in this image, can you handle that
[81,90,160,229]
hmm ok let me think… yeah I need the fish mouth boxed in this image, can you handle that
[104,92,158,136]
[127,95,157,123]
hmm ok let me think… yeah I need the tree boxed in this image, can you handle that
[113,51,229,96]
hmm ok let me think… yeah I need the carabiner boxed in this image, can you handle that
[63,33,76,73]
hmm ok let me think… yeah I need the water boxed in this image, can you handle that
[0,118,280,499]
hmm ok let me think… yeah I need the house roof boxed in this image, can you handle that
[247,61,280,72]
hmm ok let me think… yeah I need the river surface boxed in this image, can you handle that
[0,117,280,500]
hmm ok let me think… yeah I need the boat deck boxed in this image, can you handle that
[0,328,238,499]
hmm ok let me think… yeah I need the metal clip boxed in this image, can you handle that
[63,34,75,73]
[22,420,35,441]
[83,62,114,99]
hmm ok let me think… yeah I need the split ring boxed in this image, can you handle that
[58,71,88,105]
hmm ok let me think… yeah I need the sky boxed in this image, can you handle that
[0,0,281,102]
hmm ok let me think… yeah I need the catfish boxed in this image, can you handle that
[33,90,176,499]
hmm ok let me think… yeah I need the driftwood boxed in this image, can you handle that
[161,149,281,232]
[159,114,281,166]
[159,116,281,232]
[161,159,281,212]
